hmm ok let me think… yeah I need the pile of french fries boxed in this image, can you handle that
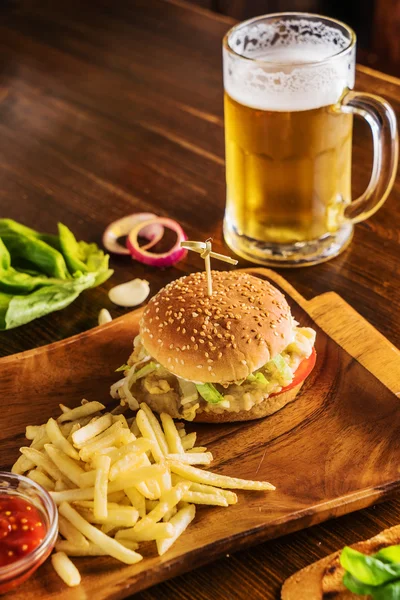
[12,400,275,588]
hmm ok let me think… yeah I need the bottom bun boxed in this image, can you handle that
[193,381,304,423]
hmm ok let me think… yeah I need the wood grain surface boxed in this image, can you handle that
[0,1,399,598]
[2,269,400,600]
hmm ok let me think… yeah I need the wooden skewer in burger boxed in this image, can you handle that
[113,239,316,422]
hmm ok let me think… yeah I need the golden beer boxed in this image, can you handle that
[223,15,397,265]
[224,92,353,244]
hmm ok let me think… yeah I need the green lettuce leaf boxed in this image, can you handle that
[0,233,70,279]
[0,219,113,329]
[128,362,158,384]
[115,363,130,372]
[247,372,268,385]
[264,354,293,385]
[195,383,224,404]
[4,274,96,329]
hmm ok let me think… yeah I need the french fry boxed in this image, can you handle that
[167,452,213,465]
[107,439,154,466]
[20,447,72,485]
[78,469,96,488]
[27,469,55,491]
[171,478,238,505]
[11,454,35,475]
[55,479,69,492]
[139,403,169,455]
[136,410,164,462]
[133,481,191,532]
[160,413,185,454]
[159,468,172,495]
[72,414,113,447]
[162,506,177,522]
[112,414,130,429]
[156,504,196,556]
[51,488,96,504]
[59,502,143,565]
[66,422,81,443]
[168,461,276,491]
[124,487,146,518]
[116,522,175,542]
[145,499,158,513]
[79,424,132,461]
[181,491,228,506]
[46,418,80,460]
[94,455,111,520]
[75,506,139,528]
[118,539,139,551]
[59,403,71,414]
[25,425,41,440]
[109,451,150,482]
[30,428,51,450]
[13,399,277,586]
[58,514,90,547]
[51,552,81,587]
[45,445,85,488]
[136,481,161,500]
[130,419,141,437]
[72,501,125,510]
[55,540,107,556]
[101,523,119,536]
[181,432,197,450]
[58,402,105,424]
[107,490,126,503]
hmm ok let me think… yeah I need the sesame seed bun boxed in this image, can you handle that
[193,381,303,423]
[140,271,293,383]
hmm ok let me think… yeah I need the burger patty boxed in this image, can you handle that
[116,327,316,420]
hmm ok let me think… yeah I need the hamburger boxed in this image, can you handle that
[112,271,316,422]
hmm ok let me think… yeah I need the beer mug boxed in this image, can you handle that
[222,13,398,266]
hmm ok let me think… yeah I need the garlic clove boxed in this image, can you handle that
[108,279,150,307]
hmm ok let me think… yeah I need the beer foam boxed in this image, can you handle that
[223,18,355,112]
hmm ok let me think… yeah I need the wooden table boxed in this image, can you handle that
[0,1,399,598]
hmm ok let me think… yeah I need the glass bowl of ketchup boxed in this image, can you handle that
[0,472,58,594]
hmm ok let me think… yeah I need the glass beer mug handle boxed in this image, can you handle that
[339,91,399,223]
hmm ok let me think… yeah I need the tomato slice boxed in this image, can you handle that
[270,347,316,396]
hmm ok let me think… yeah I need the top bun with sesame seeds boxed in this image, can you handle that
[139,270,294,383]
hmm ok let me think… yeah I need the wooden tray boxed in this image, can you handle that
[1,268,400,600]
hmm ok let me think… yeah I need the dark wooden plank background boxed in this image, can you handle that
[0,1,399,598]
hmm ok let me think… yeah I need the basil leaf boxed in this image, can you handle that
[341,547,400,586]
[342,571,377,596]
[372,580,400,599]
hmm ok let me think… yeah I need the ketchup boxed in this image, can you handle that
[0,493,47,567]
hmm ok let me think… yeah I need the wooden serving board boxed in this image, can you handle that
[1,268,400,600]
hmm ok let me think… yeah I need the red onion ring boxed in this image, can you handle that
[103,213,164,255]
[127,217,188,267]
